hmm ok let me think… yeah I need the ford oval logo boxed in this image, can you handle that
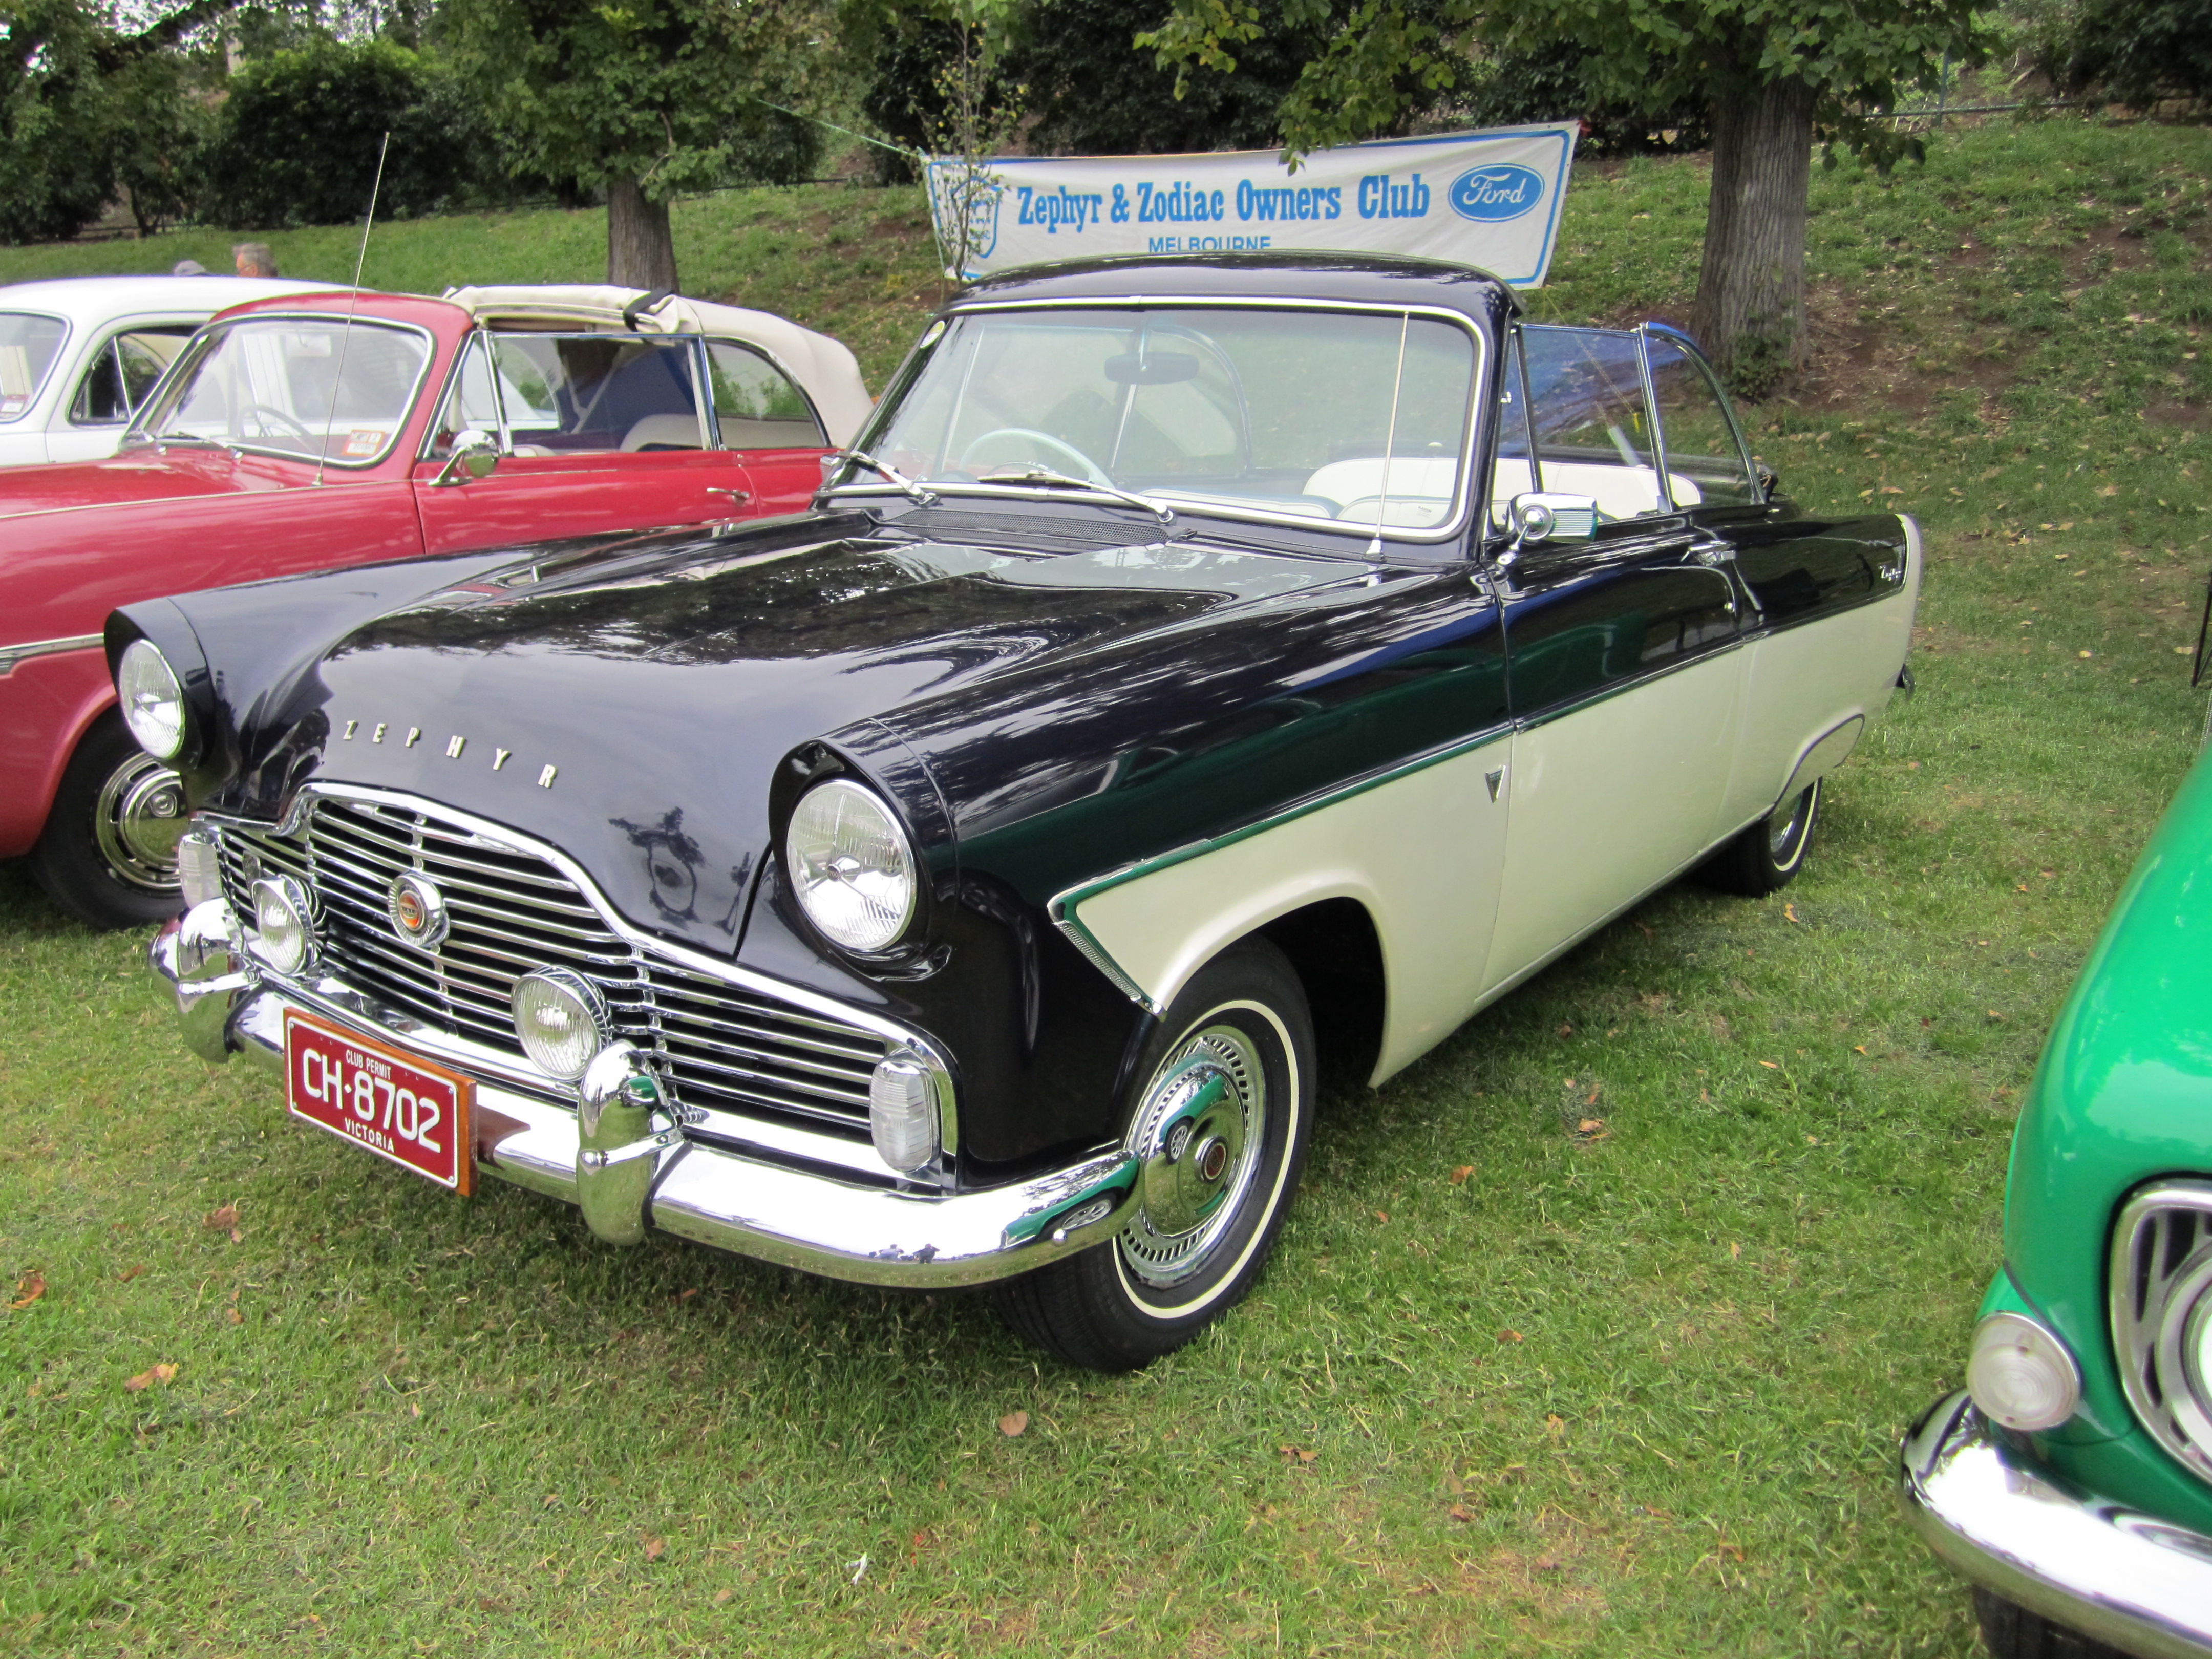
[1449,164,1544,223]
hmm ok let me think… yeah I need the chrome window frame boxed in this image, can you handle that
[705,336,830,452]
[826,297,1492,549]
[1640,322,1761,511]
[123,312,438,470]
[418,328,716,460]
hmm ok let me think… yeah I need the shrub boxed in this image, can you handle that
[2028,0,2212,111]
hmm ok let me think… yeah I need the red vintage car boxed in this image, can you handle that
[1,283,871,927]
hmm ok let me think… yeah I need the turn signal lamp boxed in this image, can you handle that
[512,968,611,1081]
[247,875,316,975]
[1966,1311,2081,1432]
[868,1053,938,1173]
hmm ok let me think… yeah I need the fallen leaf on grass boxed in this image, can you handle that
[1853,1045,1868,1055]
[1278,1445,1318,1463]
[225,1307,243,1325]
[9,1272,45,1310]
[998,1410,1029,1437]
[1544,1414,1565,1437]
[1448,1165,1475,1185]
[1556,1023,1573,1038]
[1448,1504,1475,1523]
[1758,1060,1780,1070]
[2099,483,2120,497]
[1498,1329,1524,1344]
[203,1205,238,1231]
[124,1362,178,1392]
[1374,1210,1389,1224]
[1534,1555,1563,1571]
[1729,1241,1742,1260]
[643,1535,666,1561]
[712,1588,734,1606]
[674,1287,698,1302]
[1783,903,1798,923]
[117,1264,145,1283]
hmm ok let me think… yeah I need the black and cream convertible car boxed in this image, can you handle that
[125,254,1918,1370]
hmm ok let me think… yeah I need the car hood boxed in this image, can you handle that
[0,446,266,517]
[273,517,1360,950]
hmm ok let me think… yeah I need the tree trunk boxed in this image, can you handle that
[1690,74,1814,398]
[607,174,678,291]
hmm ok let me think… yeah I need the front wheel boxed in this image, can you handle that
[993,939,1315,1371]
[29,711,189,929]
[1698,776,1821,898]
[1971,1589,2128,1659]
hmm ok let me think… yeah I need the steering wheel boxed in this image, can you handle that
[956,427,1111,486]
[241,403,316,447]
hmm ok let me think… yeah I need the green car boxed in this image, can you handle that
[1902,747,2212,1658]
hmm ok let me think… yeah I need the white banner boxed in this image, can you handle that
[926,122,1579,289]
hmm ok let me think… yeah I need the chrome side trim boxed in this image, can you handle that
[1047,722,1514,1010]
[196,786,960,1180]
[153,924,1138,1288]
[1900,1391,2212,1659]
[0,632,103,676]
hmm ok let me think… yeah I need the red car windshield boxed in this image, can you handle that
[129,316,431,466]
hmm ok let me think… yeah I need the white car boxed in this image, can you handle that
[0,275,336,466]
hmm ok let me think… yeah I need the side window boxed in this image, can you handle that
[72,329,195,426]
[1647,335,1759,508]
[708,342,824,449]
[487,333,705,454]
[428,333,504,458]
[1490,329,1538,529]
[1521,327,1666,521]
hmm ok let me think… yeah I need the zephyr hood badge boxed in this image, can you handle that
[387,872,450,951]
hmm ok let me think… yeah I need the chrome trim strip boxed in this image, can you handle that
[0,632,103,676]
[2111,1180,2212,1483]
[154,925,1135,1288]
[1049,722,1515,1010]
[835,297,1488,546]
[198,784,961,1171]
[1900,1391,2212,1659]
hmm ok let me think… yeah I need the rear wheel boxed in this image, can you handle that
[993,939,1314,1371]
[29,711,188,930]
[1971,1588,2129,1659]
[1698,776,1821,897]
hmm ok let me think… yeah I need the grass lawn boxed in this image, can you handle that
[3,114,2210,1656]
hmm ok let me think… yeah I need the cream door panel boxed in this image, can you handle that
[1719,519,1922,832]
[1061,732,1513,1086]
[1482,648,1745,996]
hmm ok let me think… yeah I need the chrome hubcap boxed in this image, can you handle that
[1770,782,1816,862]
[94,753,186,891]
[1119,1023,1262,1288]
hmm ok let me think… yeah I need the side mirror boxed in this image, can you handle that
[1758,465,1781,502]
[432,428,499,487]
[1498,492,1598,563]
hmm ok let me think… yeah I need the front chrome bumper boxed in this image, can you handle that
[151,909,1139,1289]
[1900,1391,2212,1659]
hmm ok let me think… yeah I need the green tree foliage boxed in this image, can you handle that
[439,0,825,289]
[1142,0,1996,391]
[2031,0,2212,111]
[198,37,491,227]
[0,0,229,243]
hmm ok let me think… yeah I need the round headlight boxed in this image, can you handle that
[117,639,187,760]
[247,874,316,975]
[512,967,611,1081]
[785,779,917,953]
[1967,1310,2081,1432]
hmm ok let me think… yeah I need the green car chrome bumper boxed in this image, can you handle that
[1900,1391,2212,1659]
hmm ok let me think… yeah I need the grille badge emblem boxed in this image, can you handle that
[387,872,451,952]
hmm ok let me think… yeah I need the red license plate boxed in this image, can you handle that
[284,1010,474,1194]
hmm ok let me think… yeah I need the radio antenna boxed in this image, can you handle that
[314,130,391,487]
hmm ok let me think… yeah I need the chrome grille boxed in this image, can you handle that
[217,796,885,1135]
[2111,1182,2212,1482]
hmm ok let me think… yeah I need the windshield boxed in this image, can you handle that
[0,312,69,422]
[844,306,1481,537]
[129,316,431,465]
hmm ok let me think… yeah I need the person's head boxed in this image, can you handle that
[232,242,279,279]
[171,259,207,275]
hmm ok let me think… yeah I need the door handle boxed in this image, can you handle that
[706,487,750,506]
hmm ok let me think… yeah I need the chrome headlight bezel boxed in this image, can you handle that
[246,873,318,975]
[117,638,189,761]
[784,778,920,956]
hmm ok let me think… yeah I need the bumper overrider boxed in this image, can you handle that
[151,899,1140,1288]
[1899,1392,2212,1659]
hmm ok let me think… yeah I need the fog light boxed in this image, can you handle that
[247,875,316,974]
[177,831,224,910]
[512,968,611,1081]
[869,1053,939,1173]
[1967,1310,2081,1431]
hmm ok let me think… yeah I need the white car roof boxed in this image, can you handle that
[0,274,342,323]
[443,284,872,448]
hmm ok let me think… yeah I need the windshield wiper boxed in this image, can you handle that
[976,465,1174,527]
[826,449,937,507]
